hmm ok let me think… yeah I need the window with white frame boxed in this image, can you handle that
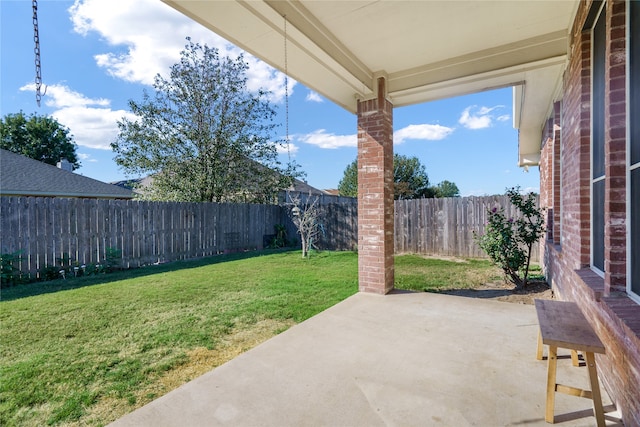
[592,4,606,275]
[629,0,639,302]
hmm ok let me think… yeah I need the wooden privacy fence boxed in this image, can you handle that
[394,195,540,261]
[0,194,538,277]
[0,197,294,277]
[315,200,358,251]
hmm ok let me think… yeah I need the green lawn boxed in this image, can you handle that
[394,254,502,291]
[0,250,500,426]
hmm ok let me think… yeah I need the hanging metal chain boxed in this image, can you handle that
[283,15,291,162]
[282,15,291,165]
[33,0,44,106]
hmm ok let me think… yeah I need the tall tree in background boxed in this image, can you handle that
[337,158,359,197]
[1,112,80,170]
[112,38,297,203]
[338,154,444,199]
[393,154,430,199]
[432,180,460,198]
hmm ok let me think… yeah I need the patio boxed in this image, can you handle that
[110,291,622,426]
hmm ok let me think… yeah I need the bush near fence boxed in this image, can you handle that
[0,194,538,279]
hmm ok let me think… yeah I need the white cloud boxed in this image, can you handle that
[306,91,323,103]
[245,58,297,104]
[20,83,136,150]
[497,114,510,122]
[52,107,135,150]
[394,124,454,144]
[296,124,453,149]
[297,129,356,149]
[462,189,490,197]
[34,84,111,108]
[69,0,293,102]
[277,142,299,155]
[458,105,506,130]
[78,153,98,162]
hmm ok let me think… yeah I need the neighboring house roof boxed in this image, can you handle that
[287,178,326,195]
[115,174,327,197]
[0,149,134,199]
[112,176,155,195]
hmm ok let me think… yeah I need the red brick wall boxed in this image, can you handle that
[552,102,561,245]
[539,102,562,255]
[539,122,554,244]
[561,4,593,270]
[540,119,554,209]
[604,0,627,293]
[543,1,640,424]
[357,80,394,294]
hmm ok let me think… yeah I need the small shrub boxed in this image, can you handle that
[41,265,62,281]
[82,263,106,275]
[474,186,545,289]
[1,251,24,287]
[105,247,122,272]
[57,253,73,269]
[268,224,289,248]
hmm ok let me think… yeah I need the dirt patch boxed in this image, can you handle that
[81,318,295,426]
[435,279,553,305]
[147,318,296,394]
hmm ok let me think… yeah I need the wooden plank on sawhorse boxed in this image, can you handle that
[534,299,606,427]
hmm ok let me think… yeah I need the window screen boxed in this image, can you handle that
[593,11,606,179]
[632,169,639,296]
[592,7,606,274]
[630,0,639,297]
[632,0,640,165]
[593,179,605,272]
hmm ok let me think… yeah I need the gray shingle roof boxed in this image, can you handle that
[0,149,134,199]
[114,174,328,197]
[287,178,327,195]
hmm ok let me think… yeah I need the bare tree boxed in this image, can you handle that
[287,192,322,258]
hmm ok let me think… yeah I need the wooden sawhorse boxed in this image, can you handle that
[534,299,606,427]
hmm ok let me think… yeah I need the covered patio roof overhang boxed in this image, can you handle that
[162,0,579,294]
[163,0,577,166]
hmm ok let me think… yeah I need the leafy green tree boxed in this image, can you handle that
[337,159,358,197]
[338,154,434,199]
[393,154,430,199]
[112,38,296,203]
[433,180,460,198]
[1,112,80,169]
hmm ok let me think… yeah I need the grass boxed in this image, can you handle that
[0,250,500,426]
[394,254,503,291]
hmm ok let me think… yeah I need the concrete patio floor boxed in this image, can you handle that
[110,291,624,426]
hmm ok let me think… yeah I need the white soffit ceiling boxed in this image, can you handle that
[163,0,579,164]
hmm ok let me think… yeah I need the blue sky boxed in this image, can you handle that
[1,0,540,196]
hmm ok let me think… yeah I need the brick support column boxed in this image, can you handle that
[357,77,394,294]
